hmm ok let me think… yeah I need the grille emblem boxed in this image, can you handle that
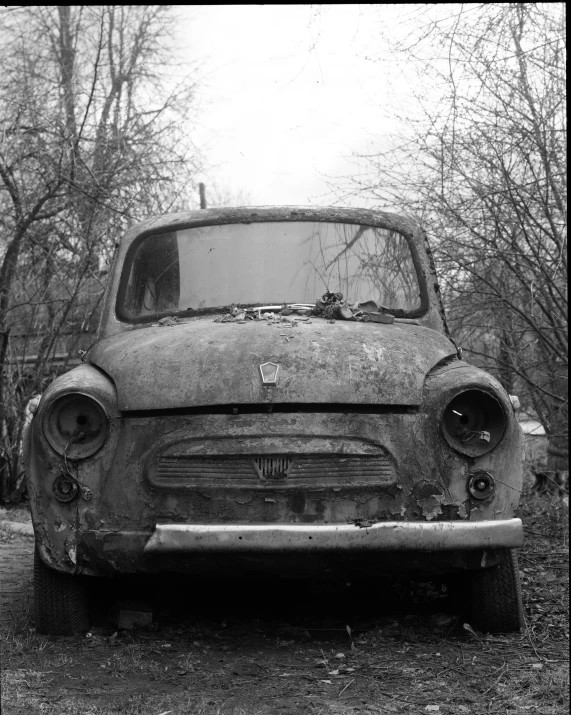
[253,456,292,479]
[259,362,279,387]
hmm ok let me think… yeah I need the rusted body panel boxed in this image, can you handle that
[24,207,524,582]
[25,364,121,572]
[88,319,456,410]
[422,362,523,522]
[26,381,522,576]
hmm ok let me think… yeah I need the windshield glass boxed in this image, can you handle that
[119,221,423,320]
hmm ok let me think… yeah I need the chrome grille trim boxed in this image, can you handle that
[253,457,293,479]
[157,456,254,479]
[150,453,395,487]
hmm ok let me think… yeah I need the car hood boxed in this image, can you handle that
[88,317,457,410]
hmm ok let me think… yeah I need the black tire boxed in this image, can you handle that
[469,548,524,633]
[34,548,90,635]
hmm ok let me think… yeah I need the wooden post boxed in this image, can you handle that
[199,183,207,209]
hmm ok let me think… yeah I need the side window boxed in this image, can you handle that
[124,233,180,315]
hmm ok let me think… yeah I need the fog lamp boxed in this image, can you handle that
[468,471,495,500]
[53,473,80,502]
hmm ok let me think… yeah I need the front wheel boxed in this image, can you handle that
[34,549,90,635]
[469,548,524,633]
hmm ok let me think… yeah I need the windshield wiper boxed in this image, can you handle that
[244,303,315,313]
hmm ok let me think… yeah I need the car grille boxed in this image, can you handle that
[254,457,293,479]
[151,453,395,487]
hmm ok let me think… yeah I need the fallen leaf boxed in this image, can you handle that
[431,613,455,628]
[531,663,544,669]
[158,316,179,327]
[463,623,481,638]
[320,680,332,685]
[335,653,346,659]
[328,669,340,676]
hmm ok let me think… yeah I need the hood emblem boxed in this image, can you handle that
[259,362,279,387]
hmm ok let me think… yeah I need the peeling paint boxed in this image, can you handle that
[417,493,468,521]
[417,495,445,521]
[66,542,77,565]
[362,343,385,363]
[442,498,467,519]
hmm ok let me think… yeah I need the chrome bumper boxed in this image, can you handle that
[144,518,523,553]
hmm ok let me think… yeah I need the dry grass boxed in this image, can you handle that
[0,504,32,524]
[1,487,568,715]
[0,503,33,544]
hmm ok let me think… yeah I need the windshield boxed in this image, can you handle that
[119,221,423,320]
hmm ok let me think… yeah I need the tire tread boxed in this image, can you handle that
[34,549,89,635]
[470,548,523,633]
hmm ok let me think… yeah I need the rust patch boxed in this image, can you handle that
[417,494,467,521]
[65,537,77,565]
[417,495,444,521]
[442,498,467,519]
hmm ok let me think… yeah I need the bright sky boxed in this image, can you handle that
[177,5,411,208]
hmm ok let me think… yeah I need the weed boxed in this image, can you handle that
[1,488,568,715]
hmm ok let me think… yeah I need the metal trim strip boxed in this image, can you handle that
[143,518,523,553]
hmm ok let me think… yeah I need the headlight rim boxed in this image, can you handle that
[42,391,109,460]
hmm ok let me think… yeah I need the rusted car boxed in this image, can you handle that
[24,207,524,634]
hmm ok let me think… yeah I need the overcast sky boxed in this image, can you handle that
[177,5,410,208]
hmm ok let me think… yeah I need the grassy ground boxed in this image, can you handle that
[0,504,32,524]
[1,487,568,715]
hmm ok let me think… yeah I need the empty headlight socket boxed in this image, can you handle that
[43,392,109,459]
[441,388,506,457]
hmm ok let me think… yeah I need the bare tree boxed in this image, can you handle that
[336,3,567,471]
[0,6,203,499]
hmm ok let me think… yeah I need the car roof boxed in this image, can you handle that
[123,206,421,248]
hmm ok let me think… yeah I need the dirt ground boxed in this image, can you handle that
[1,489,568,715]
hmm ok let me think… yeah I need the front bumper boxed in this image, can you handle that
[144,518,523,553]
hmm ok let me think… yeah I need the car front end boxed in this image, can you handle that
[24,207,524,633]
